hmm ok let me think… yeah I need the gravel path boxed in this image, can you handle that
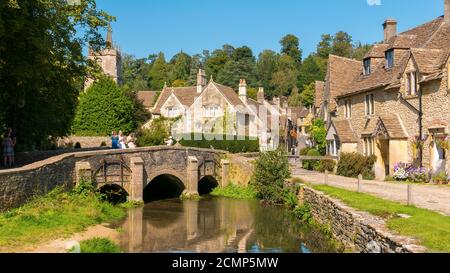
[292,167,450,216]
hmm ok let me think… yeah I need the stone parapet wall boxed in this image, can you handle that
[299,186,427,253]
[59,136,112,149]
[0,146,225,212]
[0,154,76,211]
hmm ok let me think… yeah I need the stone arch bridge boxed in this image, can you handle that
[75,147,231,201]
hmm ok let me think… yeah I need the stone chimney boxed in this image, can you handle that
[257,87,265,103]
[197,69,207,93]
[446,0,450,22]
[239,79,247,104]
[383,19,397,42]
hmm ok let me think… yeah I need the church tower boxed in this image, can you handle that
[85,23,122,90]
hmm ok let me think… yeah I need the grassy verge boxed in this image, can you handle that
[211,184,258,199]
[311,185,450,252]
[0,187,126,251]
[78,238,122,253]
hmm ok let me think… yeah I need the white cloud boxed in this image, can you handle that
[367,0,382,6]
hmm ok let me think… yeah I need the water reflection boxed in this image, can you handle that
[117,197,339,253]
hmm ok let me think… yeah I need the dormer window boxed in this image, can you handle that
[385,49,394,69]
[406,71,418,96]
[363,58,371,75]
[167,107,179,118]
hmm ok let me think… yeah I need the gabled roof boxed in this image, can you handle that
[152,86,199,114]
[410,48,447,74]
[364,44,390,59]
[340,16,450,98]
[325,55,362,109]
[137,91,159,108]
[211,82,245,108]
[328,120,358,143]
[314,81,325,108]
[373,115,408,139]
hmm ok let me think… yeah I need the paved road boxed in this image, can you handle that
[292,167,450,216]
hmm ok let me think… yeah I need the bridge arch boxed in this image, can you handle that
[198,175,219,195]
[98,184,129,204]
[144,173,186,202]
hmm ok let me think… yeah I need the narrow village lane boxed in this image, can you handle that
[292,166,450,216]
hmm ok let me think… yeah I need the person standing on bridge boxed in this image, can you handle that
[111,131,120,149]
[2,128,15,168]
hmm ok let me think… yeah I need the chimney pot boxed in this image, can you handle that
[257,87,265,103]
[383,19,397,42]
[197,69,207,93]
[239,79,247,104]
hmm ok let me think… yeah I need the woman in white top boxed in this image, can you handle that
[118,130,127,149]
[127,133,136,149]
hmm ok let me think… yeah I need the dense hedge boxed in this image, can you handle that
[317,159,336,173]
[302,148,321,171]
[337,153,377,180]
[179,133,259,153]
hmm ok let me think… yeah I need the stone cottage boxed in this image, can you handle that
[321,0,450,180]
[150,69,281,151]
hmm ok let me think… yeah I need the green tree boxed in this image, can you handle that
[310,119,327,155]
[352,42,372,61]
[298,55,326,89]
[280,34,302,65]
[204,49,229,80]
[121,54,150,91]
[72,78,137,136]
[331,31,353,58]
[251,149,291,204]
[300,82,316,107]
[136,117,174,147]
[169,51,192,83]
[256,50,278,98]
[217,46,256,89]
[0,0,111,150]
[317,34,333,59]
[148,52,168,90]
[288,86,302,107]
[271,54,298,96]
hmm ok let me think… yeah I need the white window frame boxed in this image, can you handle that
[363,137,374,156]
[344,99,352,119]
[365,94,374,116]
[167,107,179,118]
[204,105,220,118]
[406,71,418,96]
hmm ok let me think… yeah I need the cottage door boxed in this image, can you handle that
[432,142,446,174]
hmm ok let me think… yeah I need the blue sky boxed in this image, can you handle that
[95,0,443,59]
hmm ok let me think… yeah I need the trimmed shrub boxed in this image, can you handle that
[336,153,376,180]
[302,148,321,170]
[136,117,173,147]
[251,149,291,204]
[300,147,311,156]
[179,133,259,153]
[72,78,137,136]
[317,159,336,173]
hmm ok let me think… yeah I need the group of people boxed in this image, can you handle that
[2,128,16,168]
[111,130,136,149]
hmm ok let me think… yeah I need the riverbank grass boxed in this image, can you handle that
[312,185,450,252]
[0,187,125,251]
[78,238,122,253]
[211,184,258,199]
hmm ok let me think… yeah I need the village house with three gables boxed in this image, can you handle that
[316,0,450,180]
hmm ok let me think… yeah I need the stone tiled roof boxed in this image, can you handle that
[152,86,199,114]
[137,91,159,108]
[364,44,390,59]
[411,48,447,74]
[340,16,450,98]
[325,55,362,110]
[331,120,358,143]
[376,115,408,139]
[314,81,325,108]
[212,82,245,108]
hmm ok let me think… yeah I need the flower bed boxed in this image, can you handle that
[393,162,428,183]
